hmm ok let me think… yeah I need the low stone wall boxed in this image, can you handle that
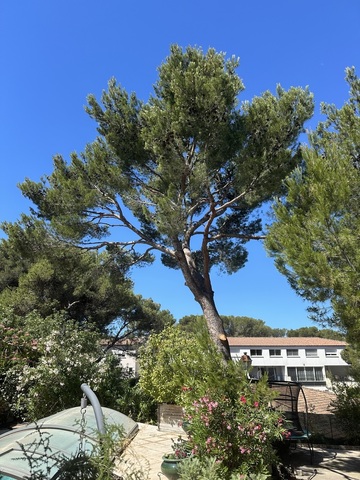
[299,387,345,441]
[157,404,185,432]
[157,390,348,441]
[308,412,345,441]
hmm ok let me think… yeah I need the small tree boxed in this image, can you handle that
[21,45,314,359]
[265,67,360,347]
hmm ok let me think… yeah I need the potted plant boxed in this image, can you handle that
[161,436,192,479]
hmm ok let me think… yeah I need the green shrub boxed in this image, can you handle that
[0,305,155,425]
[178,455,271,480]
[138,324,222,404]
[331,382,360,444]
[3,316,124,420]
[115,377,158,424]
[178,456,226,479]
[139,325,286,478]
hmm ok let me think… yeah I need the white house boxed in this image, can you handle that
[102,338,140,376]
[228,337,350,390]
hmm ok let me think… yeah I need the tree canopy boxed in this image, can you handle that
[0,216,174,338]
[179,315,343,339]
[179,314,286,337]
[286,326,345,340]
[20,45,314,359]
[265,67,360,347]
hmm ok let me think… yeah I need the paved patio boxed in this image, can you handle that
[115,423,176,479]
[2,423,360,479]
[115,424,360,480]
[292,444,360,480]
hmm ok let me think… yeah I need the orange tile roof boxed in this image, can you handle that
[227,337,347,347]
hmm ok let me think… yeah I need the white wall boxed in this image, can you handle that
[111,348,139,376]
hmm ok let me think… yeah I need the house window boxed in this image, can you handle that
[325,348,338,357]
[306,349,318,357]
[287,349,299,357]
[264,367,281,381]
[288,367,324,382]
[250,349,262,357]
[269,349,281,357]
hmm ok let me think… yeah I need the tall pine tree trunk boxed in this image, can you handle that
[197,292,231,361]
[175,245,231,361]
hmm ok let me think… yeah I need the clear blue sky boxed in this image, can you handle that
[1,1,359,329]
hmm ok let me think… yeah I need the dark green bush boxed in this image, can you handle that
[331,383,360,444]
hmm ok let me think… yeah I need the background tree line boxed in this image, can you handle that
[178,315,344,339]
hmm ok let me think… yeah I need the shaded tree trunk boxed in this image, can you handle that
[197,292,231,361]
[175,244,231,361]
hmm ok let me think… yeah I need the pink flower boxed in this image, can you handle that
[240,396,247,404]
[254,401,259,408]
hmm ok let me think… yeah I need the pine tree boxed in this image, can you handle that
[21,46,313,359]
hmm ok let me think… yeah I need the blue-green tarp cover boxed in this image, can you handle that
[0,406,138,479]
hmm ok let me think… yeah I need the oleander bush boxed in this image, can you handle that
[180,365,286,478]
[0,308,125,421]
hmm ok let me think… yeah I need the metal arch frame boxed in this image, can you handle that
[80,383,105,435]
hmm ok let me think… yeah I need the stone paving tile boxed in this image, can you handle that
[115,424,360,480]
[292,445,360,480]
[115,423,176,480]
